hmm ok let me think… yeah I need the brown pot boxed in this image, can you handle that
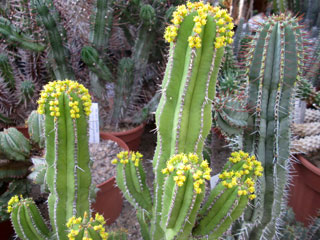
[0,220,14,239]
[289,155,320,226]
[91,133,129,225]
[106,122,146,151]
[15,125,29,139]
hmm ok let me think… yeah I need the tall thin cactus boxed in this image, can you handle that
[238,13,305,239]
[7,80,110,240]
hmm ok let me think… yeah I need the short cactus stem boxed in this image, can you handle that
[112,151,152,212]
[8,196,50,240]
[193,151,262,238]
[153,2,234,237]
[66,212,108,240]
[160,153,211,240]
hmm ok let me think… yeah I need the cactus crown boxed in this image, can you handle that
[37,80,92,118]
[164,2,234,48]
[161,153,211,194]
[66,212,108,240]
[219,151,263,200]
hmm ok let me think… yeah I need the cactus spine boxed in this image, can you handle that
[240,14,304,239]
[8,80,108,240]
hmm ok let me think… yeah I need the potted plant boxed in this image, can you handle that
[0,111,45,238]
[8,80,127,239]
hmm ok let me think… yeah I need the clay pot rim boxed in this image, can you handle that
[96,132,129,188]
[297,154,320,176]
[105,122,146,136]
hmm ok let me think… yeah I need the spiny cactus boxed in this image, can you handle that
[273,0,287,13]
[8,80,110,240]
[304,109,320,123]
[238,13,305,239]
[292,122,320,137]
[113,2,263,239]
[292,135,320,154]
[0,128,31,161]
[27,110,45,148]
[113,150,263,240]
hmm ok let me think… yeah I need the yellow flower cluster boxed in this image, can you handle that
[219,151,263,200]
[162,153,211,194]
[164,1,234,49]
[66,212,108,240]
[111,151,143,167]
[37,80,92,119]
[7,195,20,213]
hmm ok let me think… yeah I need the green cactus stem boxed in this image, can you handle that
[153,2,234,237]
[0,54,15,90]
[33,0,74,80]
[66,212,108,240]
[112,151,152,212]
[240,13,304,239]
[36,80,92,239]
[0,17,45,52]
[0,128,31,161]
[7,196,50,239]
[113,150,263,240]
[27,111,45,148]
[273,0,287,13]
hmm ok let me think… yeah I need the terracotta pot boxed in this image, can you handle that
[0,220,14,239]
[91,133,129,225]
[106,122,146,151]
[289,155,320,226]
[15,125,29,139]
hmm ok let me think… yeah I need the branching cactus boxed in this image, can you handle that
[239,13,305,239]
[7,80,111,240]
[113,150,263,240]
[113,2,263,239]
[154,2,234,237]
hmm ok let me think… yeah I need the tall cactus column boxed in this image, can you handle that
[241,14,304,239]
[37,80,92,240]
[152,2,234,238]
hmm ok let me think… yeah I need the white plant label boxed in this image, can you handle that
[89,103,100,143]
[210,174,220,189]
[293,99,306,124]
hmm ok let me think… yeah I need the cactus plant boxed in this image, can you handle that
[237,13,305,239]
[27,110,45,148]
[304,109,320,123]
[7,80,112,240]
[112,2,263,239]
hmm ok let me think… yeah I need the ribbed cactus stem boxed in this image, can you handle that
[0,54,15,90]
[291,135,320,154]
[153,3,234,237]
[27,111,45,148]
[273,0,287,12]
[304,108,320,123]
[292,122,320,137]
[33,1,74,80]
[193,151,262,239]
[112,151,152,212]
[37,80,92,240]
[241,13,304,239]
[8,196,50,240]
[0,128,31,161]
[0,17,45,52]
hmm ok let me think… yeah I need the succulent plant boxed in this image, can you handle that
[304,109,320,123]
[112,2,263,240]
[7,80,111,240]
[236,13,305,239]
